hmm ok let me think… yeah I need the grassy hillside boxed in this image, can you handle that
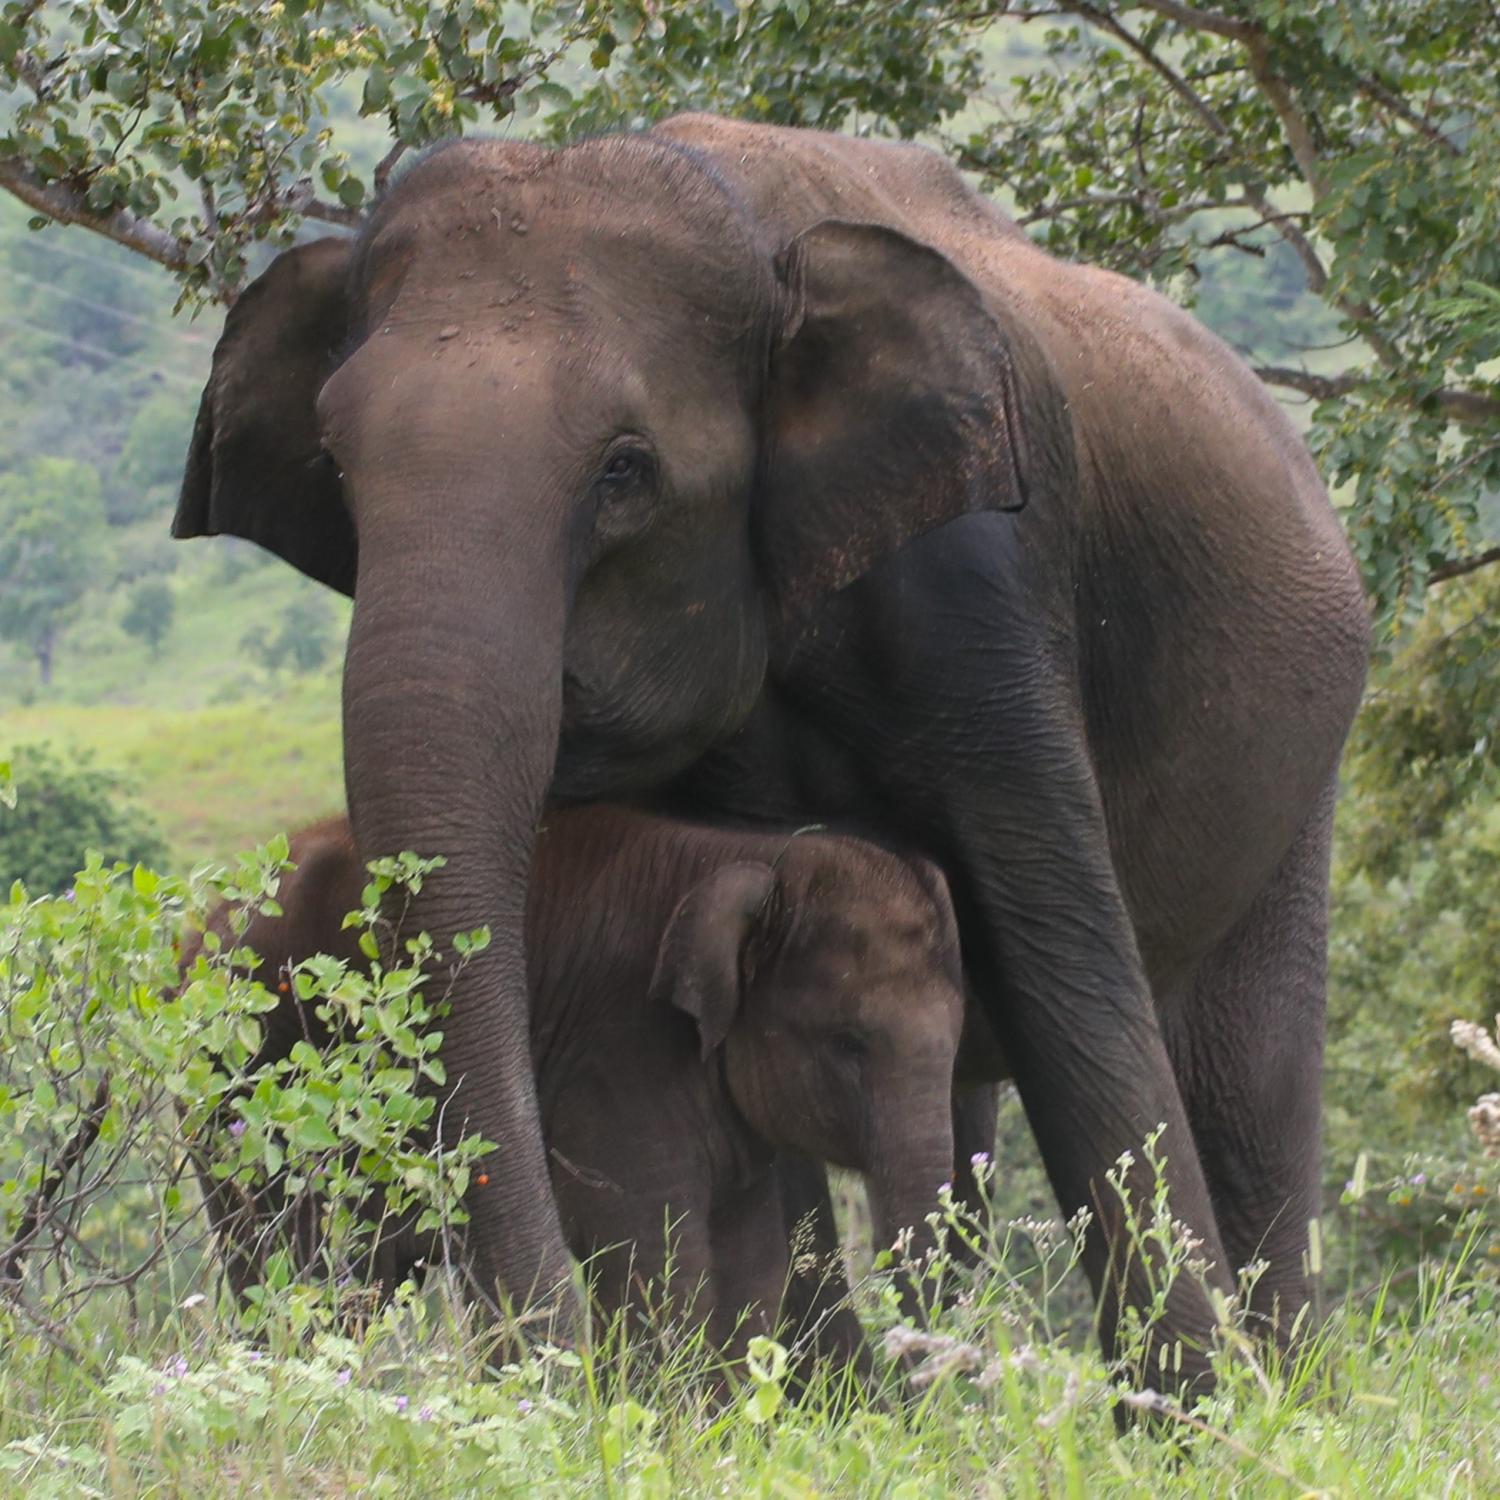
[0,541,348,869]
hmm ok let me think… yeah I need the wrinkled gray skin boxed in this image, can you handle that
[173,115,1370,1397]
[187,808,966,1367]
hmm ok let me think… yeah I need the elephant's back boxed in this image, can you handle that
[654,114,1021,250]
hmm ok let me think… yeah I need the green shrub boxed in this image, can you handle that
[0,742,167,894]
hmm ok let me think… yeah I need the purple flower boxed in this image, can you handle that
[63,888,76,903]
[335,1368,351,1387]
[418,1404,434,1422]
[246,1351,263,1363]
[939,1182,952,1195]
[1412,1172,1427,1187]
[394,1395,409,1414]
[170,1355,189,1379]
[970,1152,990,1169]
[152,1381,167,1397]
[517,1399,534,1415]
[228,1119,246,1140]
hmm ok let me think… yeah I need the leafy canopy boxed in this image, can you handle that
[0,2,975,296]
[2,0,1497,625]
[953,1,1500,630]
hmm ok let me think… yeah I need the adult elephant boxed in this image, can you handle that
[173,115,1369,1393]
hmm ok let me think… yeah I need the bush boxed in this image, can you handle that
[0,837,488,1363]
[0,834,1493,1495]
[0,743,167,894]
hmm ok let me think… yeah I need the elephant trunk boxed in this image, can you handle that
[341,480,574,1330]
[866,1089,956,1323]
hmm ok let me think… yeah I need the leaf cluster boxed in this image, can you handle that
[0,741,165,893]
[0,813,491,1359]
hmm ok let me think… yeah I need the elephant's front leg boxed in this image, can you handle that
[572,1186,715,1357]
[783,518,1233,1398]
[705,1171,787,1368]
[946,1083,1000,1279]
[772,1149,879,1393]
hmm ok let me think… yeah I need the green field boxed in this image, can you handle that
[0,543,348,868]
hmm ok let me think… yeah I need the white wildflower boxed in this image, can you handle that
[1451,1016,1500,1073]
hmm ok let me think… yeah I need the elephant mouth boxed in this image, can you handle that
[554,649,765,803]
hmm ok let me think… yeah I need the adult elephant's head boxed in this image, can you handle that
[173,133,1026,1320]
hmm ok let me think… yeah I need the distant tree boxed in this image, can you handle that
[107,391,195,524]
[242,591,338,677]
[0,457,111,684]
[0,743,168,894]
[119,578,174,656]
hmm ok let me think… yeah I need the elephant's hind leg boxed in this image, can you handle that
[1166,777,1337,1351]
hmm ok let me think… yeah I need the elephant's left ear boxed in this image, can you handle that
[173,237,357,597]
[762,219,1027,644]
[651,862,778,1061]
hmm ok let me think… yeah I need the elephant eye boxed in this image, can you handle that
[830,1030,867,1062]
[598,445,653,489]
[311,443,343,479]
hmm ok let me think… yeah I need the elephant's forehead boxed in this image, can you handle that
[792,861,941,954]
[356,141,769,339]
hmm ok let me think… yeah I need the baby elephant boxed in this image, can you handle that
[191,806,967,1366]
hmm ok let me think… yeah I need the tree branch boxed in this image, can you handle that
[0,152,194,273]
[1252,365,1500,423]
[293,193,363,229]
[1060,3,1332,297]
[1138,0,1422,217]
[0,1076,111,1290]
[1017,190,1226,225]
[1132,0,1252,42]
[1355,74,1461,155]
[1434,387,1500,424]
[1241,32,1325,198]
[1068,3,1233,135]
[373,141,407,198]
[1429,547,1500,585]
[1251,365,1358,400]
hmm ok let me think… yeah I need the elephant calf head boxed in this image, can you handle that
[649,836,967,1256]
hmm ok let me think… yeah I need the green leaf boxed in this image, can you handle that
[289,1116,339,1152]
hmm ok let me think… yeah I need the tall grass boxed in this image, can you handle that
[1,1181,1496,1498]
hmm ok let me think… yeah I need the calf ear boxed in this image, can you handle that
[651,862,779,1060]
[174,237,358,596]
[909,856,964,988]
[761,219,1027,647]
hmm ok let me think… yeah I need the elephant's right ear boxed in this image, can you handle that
[761,220,1028,647]
[651,862,779,1060]
[174,237,358,596]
